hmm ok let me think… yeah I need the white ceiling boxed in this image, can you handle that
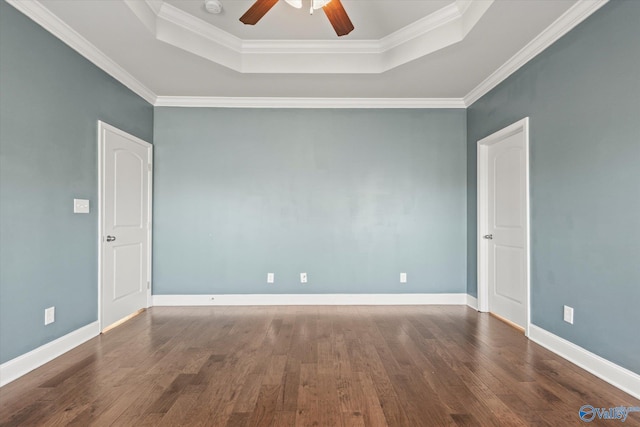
[9,0,606,104]
[166,0,455,40]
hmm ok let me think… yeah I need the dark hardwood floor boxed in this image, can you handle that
[1,306,638,426]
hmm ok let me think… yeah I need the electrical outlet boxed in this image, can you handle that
[267,273,275,284]
[300,273,307,284]
[400,272,407,283]
[44,306,55,325]
[563,305,574,324]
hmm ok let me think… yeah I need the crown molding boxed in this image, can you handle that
[154,96,466,109]
[128,0,493,74]
[7,0,157,105]
[241,39,380,54]
[464,0,609,107]
[122,0,157,34]
[157,1,242,52]
[380,0,465,51]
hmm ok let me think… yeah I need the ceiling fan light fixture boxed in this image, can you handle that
[284,0,302,8]
[284,0,331,10]
[312,0,331,10]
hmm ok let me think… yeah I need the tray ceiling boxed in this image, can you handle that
[7,0,605,102]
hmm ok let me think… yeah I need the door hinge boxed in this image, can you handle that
[148,163,152,172]
[147,281,150,290]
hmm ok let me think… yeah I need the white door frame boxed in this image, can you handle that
[477,117,531,336]
[97,121,153,331]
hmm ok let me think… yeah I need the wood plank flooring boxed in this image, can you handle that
[1,306,638,426]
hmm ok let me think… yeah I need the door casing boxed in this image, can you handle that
[477,117,531,336]
[98,121,153,331]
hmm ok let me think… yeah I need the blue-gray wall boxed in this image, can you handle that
[467,0,640,374]
[153,108,467,295]
[0,1,153,364]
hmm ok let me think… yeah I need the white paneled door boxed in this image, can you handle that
[478,118,529,332]
[99,122,152,331]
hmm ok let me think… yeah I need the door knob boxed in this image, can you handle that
[483,234,493,240]
[106,235,116,242]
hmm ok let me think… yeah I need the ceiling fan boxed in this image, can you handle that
[240,0,354,37]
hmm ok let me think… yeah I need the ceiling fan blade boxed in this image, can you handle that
[322,0,354,37]
[240,0,279,25]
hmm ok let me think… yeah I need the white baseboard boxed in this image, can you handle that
[0,321,100,387]
[466,295,478,310]
[529,324,640,400]
[152,293,468,307]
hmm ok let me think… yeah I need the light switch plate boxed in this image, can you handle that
[74,198,90,214]
[267,273,274,284]
[400,272,407,283]
[300,273,307,284]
